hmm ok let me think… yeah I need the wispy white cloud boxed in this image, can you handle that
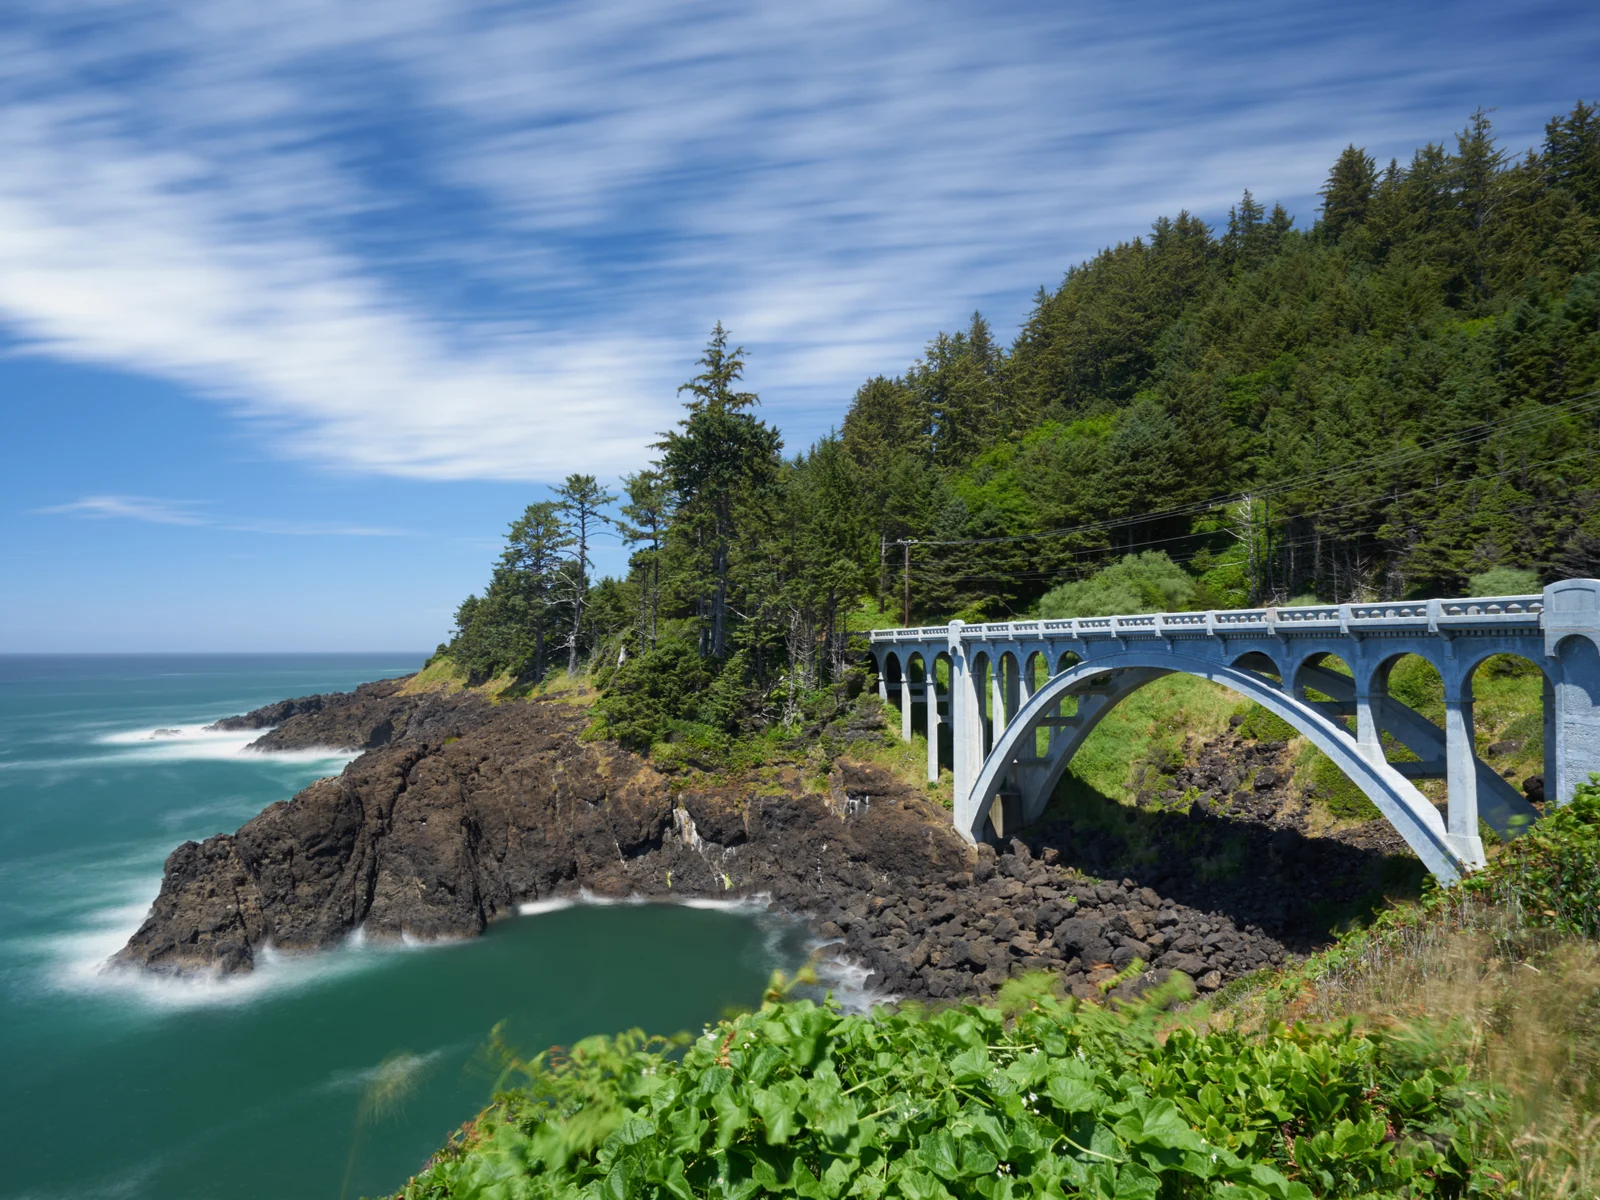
[35,494,409,537]
[36,495,209,525]
[0,0,1592,480]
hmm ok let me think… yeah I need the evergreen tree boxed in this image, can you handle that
[554,474,617,673]
[657,324,783,658]
[1319,144,1377,241]
[502,499,570,681]
[1544,99,1600,216]
[618,469,670,651]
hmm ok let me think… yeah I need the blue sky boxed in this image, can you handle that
[1,0,1596,652]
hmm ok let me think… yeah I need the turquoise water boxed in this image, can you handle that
[0,656,808,1199]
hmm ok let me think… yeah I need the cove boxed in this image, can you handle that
[0,656,809,1200]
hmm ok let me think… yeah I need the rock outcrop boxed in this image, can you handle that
[119,685,1317,1001]
[206,676,487,752]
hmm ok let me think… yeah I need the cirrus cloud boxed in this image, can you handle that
[0,0,1593,482]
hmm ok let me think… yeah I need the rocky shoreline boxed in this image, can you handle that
[119,679,1420,1002]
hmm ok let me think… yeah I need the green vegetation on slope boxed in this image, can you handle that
[391,785,1600,1200]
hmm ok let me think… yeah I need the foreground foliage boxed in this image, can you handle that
[399,974,1497,1200]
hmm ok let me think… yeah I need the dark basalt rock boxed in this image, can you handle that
[203,676,485,753]
[119,686,1335,1003]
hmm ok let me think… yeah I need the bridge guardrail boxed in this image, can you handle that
[867,592,1551,645]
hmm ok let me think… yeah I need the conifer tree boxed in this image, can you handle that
[500,500,568,681]
[1544,99,1600,215]
[554,474,616,673]
[618,469,669,651]
[658,324,782,659]
[1319,144,1377,241]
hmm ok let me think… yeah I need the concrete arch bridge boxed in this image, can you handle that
[868,580,1600,883]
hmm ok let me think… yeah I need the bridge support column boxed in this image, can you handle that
[1354,682,1382,763]
[1545,580,1600,804]
[950,623,985,841]
[900,673,913,743]
[925,673,940,783]
[1443,684,1486,868]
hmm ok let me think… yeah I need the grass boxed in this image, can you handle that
[1057,674,1245,804]
[397,653,605,707]
[397,656,471,695]
[843,701,954,808]
[1222,897,1600,1199]
[847,596,914,633]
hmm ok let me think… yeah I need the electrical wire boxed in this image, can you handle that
[897,387,1600,550]
[899,443,1600,589]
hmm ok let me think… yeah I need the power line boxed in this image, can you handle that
[904,444,1600,590]
[903,388,1600,550]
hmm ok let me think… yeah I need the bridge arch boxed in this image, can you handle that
[1291,651,1355,701]
[966,649,1468,882]
[1230,649,1283,681]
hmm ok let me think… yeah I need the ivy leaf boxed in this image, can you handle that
[1115,1098,1204,1153]
[712,1089,750,1150]
[1046,1069,1101,1113]
[949,1046,990,1084]
[616,1115,658,1146]
[1246,1162,1314,1200]
[897,1167,955,1200]
[957,1135,999,1177]
[919,1128,962,1180]
[1112,1161,1160,1200]
[751,1081,803,1144]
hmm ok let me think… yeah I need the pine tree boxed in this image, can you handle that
[658,324,782,659]
[618,469,670,651]
[1544,99,1600,216]
[1319,144,1377,241]
[554,474,617,673]
[500,500,569,681]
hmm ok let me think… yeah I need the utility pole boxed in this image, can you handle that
[895,539,918,626]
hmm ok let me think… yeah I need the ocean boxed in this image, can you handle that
[0,655,812,1199]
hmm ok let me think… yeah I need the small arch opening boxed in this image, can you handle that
[1371,652,1447,808]
[880,650,904,692]
[1294,652,1354,703]
[970,651,995,754]
[903,651,927,741]
[1231,651,1282,683]
[997,651,1023,727]
[1053,652,1082,718]
[1466,652,1550,808]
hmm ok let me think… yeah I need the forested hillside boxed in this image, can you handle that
[444,103,1600,748]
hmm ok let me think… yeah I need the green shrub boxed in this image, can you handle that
[592,640,717,750]
[1466,774,1600,937]
[400,974,1499,1200]
[1038,551,1199,619]
[1235,703,1296,743]
[1303,747,1382,821]
[1467,566,1541,596]
[1384,657,1444,725]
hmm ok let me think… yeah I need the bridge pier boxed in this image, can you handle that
[1443,684,1485,868]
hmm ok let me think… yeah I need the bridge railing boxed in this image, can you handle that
[866,593,1548,645]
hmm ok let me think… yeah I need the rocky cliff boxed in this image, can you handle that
[122,682,1430,1001]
